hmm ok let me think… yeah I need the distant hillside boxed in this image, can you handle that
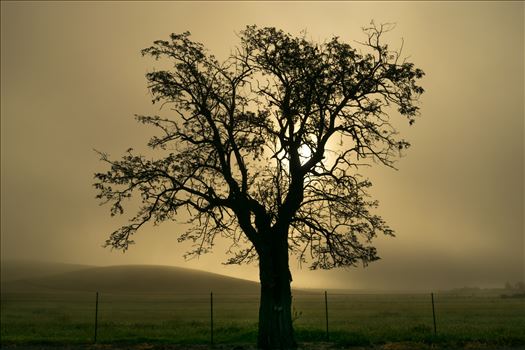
[1,260,94,282]
[1,263,261,294]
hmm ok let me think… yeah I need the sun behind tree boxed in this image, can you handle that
[94,23,424,349]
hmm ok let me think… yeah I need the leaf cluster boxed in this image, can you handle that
[94,24,424,268]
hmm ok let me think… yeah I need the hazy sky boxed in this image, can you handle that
[1,1,523,291]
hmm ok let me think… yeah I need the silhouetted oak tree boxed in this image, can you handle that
[95,24,424,349]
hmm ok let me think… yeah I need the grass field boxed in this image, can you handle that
[1,290,524,348]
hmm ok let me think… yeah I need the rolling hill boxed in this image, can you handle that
[1,261,261,294]
[1,260,94,282]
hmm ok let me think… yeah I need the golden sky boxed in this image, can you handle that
[1,1,523,290]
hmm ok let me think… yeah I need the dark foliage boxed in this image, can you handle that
[95,23,424,269]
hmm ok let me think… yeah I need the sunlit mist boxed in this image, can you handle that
[1,1,523,292]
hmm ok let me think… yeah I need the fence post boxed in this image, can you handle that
[324,290,329,341]
[94,291,99,343]
[431,292,437,335]
[210,292,214,346]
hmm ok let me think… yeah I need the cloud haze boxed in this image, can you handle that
[1,1,523,290]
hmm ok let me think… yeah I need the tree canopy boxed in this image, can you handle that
[95,23,424,270]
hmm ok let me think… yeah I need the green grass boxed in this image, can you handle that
[1,291,524,347]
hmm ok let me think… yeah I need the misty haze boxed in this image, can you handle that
[1,1,523,349]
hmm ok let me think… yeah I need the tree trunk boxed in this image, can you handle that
[257,238,297,349]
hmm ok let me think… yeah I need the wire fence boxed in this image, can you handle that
[1,290,524,345]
